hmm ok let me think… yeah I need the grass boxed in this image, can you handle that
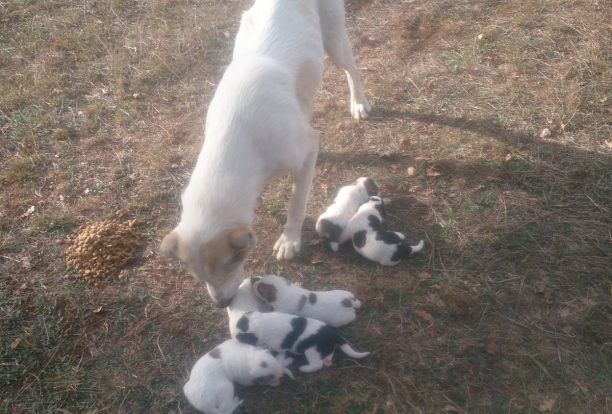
[1,0,611,413]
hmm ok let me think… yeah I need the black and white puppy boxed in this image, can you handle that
[338,196,386,246]
[316,177,379,251]
[233,311,370,373]
[227,277,273,337]
[344,196,424,266]
[183,339,286,414]
[252,274,361,327]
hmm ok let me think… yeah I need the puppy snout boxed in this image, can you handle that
[215,297,233,308]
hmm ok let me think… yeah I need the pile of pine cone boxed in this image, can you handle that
[65,219,141,281]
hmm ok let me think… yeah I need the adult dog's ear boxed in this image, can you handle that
[228,225,257,259]
[160,229,179,257]
[161,229,190,262]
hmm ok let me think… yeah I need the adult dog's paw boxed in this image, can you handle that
[273,233,301,260]
[351,99,372,120]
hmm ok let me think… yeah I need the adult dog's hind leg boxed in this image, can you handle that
[318,0,371,120]
[274,131,319,260]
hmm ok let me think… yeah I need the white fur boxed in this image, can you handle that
[233,311,369,373]
[316,177,378,251]
[252,274,361,327]
[170,0,371,305]
[183,339,285,414]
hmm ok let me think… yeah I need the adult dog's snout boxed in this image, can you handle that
[215,297,233,308]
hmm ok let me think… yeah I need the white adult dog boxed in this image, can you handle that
[161,0,371,306]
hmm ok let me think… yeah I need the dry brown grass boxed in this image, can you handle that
[1,0,610,413]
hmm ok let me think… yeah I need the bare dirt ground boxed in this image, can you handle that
[1,0,610,413]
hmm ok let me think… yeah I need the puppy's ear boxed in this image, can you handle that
[363,177,379,196]
[256,283,277,303]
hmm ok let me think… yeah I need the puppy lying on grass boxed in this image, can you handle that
[252,274,361,327]
[316,177,379,251]
[183,339,288,414]
[226,277,273,337]
[233,311,370,373]
[343,196,424,266]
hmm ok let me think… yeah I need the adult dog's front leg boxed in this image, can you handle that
[274,134,319,260]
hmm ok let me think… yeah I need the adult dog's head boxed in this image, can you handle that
[161,223,256,307]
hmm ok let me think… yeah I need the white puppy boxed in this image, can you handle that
[161,0,371,307]
[316,177,379,251]
[233,311,370,373]
[252,274,361,327]
[183,339,285,414]
[227,277,273,337]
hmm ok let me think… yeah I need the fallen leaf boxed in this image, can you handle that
[477,33,483,40]
[573,378,588,393]
[21,256,32,270]
[603,140,612,149]
[444,404,460,413]
[308,238,323,246]
[10,337,22,349]
[93,306,103,314]
[21,205,35,218]
[406,166,416,177]
[408,185,418,193]
[426,169,441,178]
[539,397,556,412]
[504,153,512,161]
[418,272,431,281]
[414,309,434,324]
[539,128,551,138]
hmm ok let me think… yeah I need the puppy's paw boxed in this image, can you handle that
[350,99,372,120]
[273,233,301,260]
[298,363,323,373]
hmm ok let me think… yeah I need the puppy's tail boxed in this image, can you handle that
[339,343,370,359]
[403,239,424,254]
[351,297,362,309]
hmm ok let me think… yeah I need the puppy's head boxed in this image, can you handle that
[366,196,387,218]
[252,278,280,303]
[355,177,379,197]
[161,223,256,307]
[250,351,285,387]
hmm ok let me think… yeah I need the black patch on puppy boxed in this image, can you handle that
[209,348,221,359]
[308,293,317,304]
[367,215,383,231]
[296,325,344,359]
[363,177,379,196]
[391,243,413,262]
[260,361,268,368]
[254,374,275,385]
[341,298,353,307]
[353,230,367,248]
[237,315,250,332]
[297,294,307,311]
[269,350,279,357]
[319,219,343,242]
[373,198,386,218]
[249,276,261,283]
[236,332,258,345]
[375,231,403,244]
[281,317,307,349]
